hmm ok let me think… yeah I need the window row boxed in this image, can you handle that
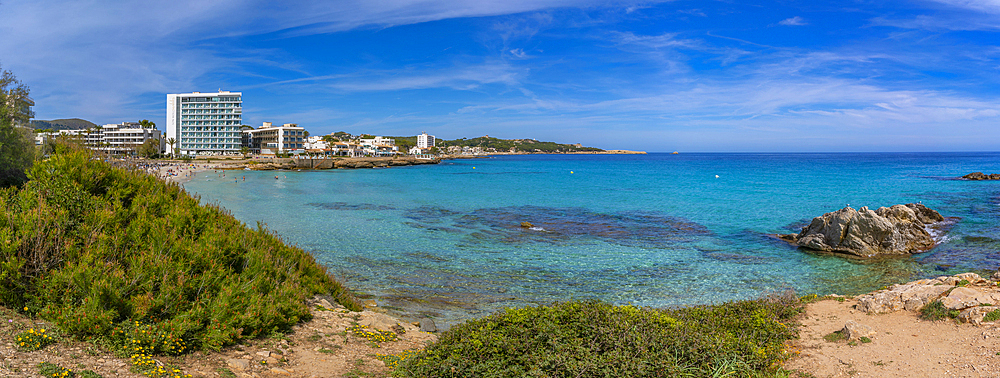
[181,115,241,120]
[181,121,241,126]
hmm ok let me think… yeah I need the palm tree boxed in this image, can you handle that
[166,137,176,157]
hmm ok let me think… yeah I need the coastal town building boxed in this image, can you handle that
[446,145,485,155]
[305,135,328,150]
[359,136,398,156]
[166,91,242,156]
[242,122,306,154]
[45,122,162,155]
[329,142,365,157]
[417,132,435,148]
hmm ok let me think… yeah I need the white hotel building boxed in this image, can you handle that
[166,91,242,155]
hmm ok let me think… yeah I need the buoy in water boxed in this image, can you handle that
[715,175,719,178]
[570,171,574,174]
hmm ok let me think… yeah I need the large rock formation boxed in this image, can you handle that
[779,203,944,257]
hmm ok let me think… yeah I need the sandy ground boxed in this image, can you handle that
[6,293,1000,377]
[0,298,435,378]
[785,297,1000,378]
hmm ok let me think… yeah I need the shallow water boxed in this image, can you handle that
[185,153,1000,323]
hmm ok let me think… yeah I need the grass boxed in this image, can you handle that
[983,308,1000,323]
[0,146,361,356]
[823,330,847,343]
[393,293,803,378]
[919,300,959,321]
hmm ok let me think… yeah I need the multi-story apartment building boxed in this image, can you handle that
[166,91,242,155]
[242,122,306,154]
[51,122,161,155]
[417,132,435,148]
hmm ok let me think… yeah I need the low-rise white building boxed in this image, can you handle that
[242,122,306,154]
[305,135,328,150]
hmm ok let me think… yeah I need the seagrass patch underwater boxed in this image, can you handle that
[185,152,1000,323]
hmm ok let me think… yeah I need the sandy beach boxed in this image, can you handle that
[149,161,242,184]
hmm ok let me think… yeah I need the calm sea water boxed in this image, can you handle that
[184,153,1000,323]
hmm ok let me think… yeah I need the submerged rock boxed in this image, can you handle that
[778,203,944,257]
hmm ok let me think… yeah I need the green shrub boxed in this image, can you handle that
[79,371,104,378]
[983,309,1000,323]
[38,362,74,378]
[0,150,361,353]
[822,330,846,343]
[394,295,802,378]
[16,328,55,351]
[920,301,959,321]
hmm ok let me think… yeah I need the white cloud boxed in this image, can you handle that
[924,0,1000,14]
[778,16,807,26]
[325,63,522,92]
[509,48,533,59]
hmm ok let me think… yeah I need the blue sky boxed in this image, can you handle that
[1,0,999,152]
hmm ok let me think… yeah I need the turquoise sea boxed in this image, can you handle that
[184,153,1000,324]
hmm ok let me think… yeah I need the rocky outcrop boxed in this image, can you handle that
[778,203,944,257]
[855,273,1000,325]
[331,157,439,169]
[237,157,440,170]
[962,172,1000,180]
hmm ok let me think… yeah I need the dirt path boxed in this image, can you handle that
[785,297,1000,378]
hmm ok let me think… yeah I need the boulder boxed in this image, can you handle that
[856,290,905,314]
[940,287,984,310]
[992,269,1000,282]
[955,272,989,285]
[779,203,943,257]
[842,320,876,341]
[958,306,998,325]
[359,312,399,332]
[419,318,437,333]
[900,284,953,312]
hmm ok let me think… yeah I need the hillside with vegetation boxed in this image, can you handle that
[0,145,360,359]
[438,136,603,153]
[30,118,97,131]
